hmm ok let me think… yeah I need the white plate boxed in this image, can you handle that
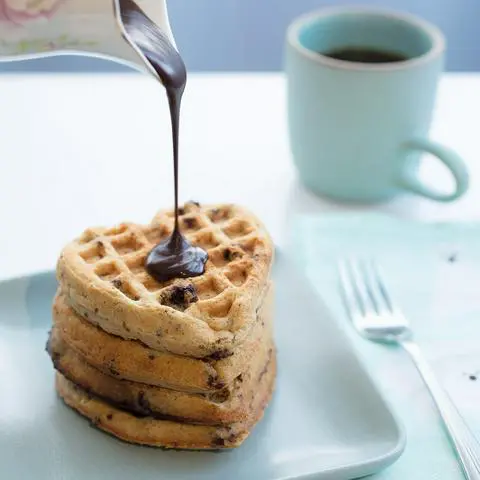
[0,253,405,479]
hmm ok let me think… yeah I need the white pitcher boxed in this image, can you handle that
[0,0,176,75]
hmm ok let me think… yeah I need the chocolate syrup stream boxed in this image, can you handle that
[118,0,208,282]
[167,86,182,233]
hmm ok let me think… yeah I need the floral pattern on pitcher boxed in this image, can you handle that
[0,35,98,55]
[0,0,64,25]
[0,0,103,55]
[0,0,165,68]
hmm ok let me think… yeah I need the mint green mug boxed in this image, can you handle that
[285,7,469,202]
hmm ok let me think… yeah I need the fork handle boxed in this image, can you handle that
[401,340,480,479]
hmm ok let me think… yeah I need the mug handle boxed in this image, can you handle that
[398,138,469,202]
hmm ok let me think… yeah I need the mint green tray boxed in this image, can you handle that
[0,253,404,479]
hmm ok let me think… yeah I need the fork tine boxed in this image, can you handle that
[339,258,375,317]
[338,259,361,321]
[360,259,392,315]
[369,261,399,313]
[348,258,377,315]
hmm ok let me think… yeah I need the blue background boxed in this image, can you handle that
[1,0,478,72]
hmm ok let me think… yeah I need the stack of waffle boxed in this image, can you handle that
[47,202,275,449]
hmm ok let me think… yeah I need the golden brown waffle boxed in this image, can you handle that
[58,202,274,358]
[55,353,276,449]
[48,329,274,425]
[53,286,273,392]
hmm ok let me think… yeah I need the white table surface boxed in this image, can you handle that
[0,72,479,280]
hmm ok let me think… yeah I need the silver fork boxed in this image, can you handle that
[339,259,480,479]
